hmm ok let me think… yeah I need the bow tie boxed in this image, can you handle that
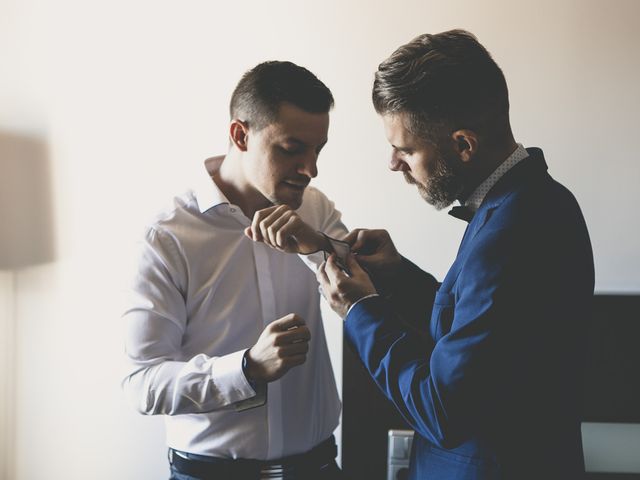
[448,205,475,223]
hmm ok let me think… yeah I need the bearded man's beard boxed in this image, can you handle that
[403,149,464,210]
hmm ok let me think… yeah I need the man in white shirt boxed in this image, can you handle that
[122,61,346,480]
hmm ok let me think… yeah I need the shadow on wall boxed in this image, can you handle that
[0,131,56,268]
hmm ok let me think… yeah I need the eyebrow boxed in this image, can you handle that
[392,145,413,153]
[282,137,305,145]
[283,137,328,148]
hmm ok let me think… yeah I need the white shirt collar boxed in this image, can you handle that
[464,143,529,212]
[192,155,230,213]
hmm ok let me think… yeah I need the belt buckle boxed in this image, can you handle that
[261,462,286,476]
[168,448,190,464]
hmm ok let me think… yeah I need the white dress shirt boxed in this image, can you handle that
[122,156,345,460]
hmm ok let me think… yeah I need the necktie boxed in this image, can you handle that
[448,205,475,223]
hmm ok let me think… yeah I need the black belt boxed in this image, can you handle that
[169,435,337,479]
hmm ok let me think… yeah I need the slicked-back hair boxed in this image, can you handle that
[372,29,510,145]
[230,61,334,132]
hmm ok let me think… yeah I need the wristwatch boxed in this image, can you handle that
[241,349,256,388]
[236,349,267,412]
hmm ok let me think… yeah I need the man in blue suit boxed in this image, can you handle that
[315,30,594,479]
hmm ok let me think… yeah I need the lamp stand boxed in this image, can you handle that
[0,271,15,480]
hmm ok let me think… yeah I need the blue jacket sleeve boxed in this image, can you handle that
[344,227,526,449]
[373,256,439,335]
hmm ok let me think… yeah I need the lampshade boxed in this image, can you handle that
[0,132,55,269]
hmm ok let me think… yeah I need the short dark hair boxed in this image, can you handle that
[372,29,510,145]
[230,61,334,131]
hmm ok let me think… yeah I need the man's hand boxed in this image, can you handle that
[344,229,403,278]
[245,314,311,383]
[317,254,377,318]
[245,205,328,255]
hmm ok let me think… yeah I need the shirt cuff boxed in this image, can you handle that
[210,349,257,404]
[303,250,326,269]
[346,293,380,318]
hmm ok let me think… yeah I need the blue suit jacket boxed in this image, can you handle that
[345,149,594,479]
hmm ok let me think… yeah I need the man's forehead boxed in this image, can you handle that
[267,106,329,143]
[276,106,328,125]
[383,114,412,143]
[269,132,329,148]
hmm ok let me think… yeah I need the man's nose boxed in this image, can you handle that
[389,152,408,172]
[298,154,318,178]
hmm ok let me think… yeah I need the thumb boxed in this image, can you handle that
[346,253,365,275]
[343,229,365,251]
[343,229,359,246]
[274,314,305,330]
[244,226,254,240]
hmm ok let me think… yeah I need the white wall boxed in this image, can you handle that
[1,0,639,478]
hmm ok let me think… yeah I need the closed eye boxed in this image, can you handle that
[279,145,304,155]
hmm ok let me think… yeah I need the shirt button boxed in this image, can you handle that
[230,208,236,213]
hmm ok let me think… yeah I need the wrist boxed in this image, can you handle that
[316,232,333,253]
[300,231,332,255]
[345,293,381,319]
[242,348,261,385]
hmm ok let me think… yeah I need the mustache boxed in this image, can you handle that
[403,172,416,185]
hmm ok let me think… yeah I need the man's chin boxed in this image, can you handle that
[272,193,305,210]
[414,183,457,210]
[403,173,462,210]
[417,190,445,210]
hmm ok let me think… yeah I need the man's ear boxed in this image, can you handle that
[451,129,479,163]
[229,120,249,152]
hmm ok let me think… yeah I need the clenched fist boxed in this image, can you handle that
[245,314,311,383]
[244,205,329,255]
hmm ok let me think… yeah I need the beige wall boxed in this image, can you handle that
[1,0,639,478]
